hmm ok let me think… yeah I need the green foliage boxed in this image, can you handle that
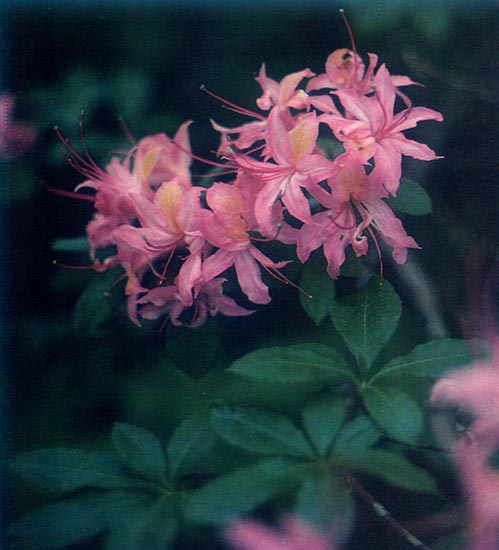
[302,395,346,457]
[74,269,123,337]
[337,449,439,494]
[210,405,314,458]
[295,468,355,542]
[166,415,220,481]
[330,277,402,370]
[228,343,353,384]
[9,449,137,493]
[166,321,221,377]
[362,385,424,445]
[299,252,335,326]
[111,423,168,485]
[386,177,432,215]
[370,338,473,382]
[333,415,382,455]
[183,457,301,524]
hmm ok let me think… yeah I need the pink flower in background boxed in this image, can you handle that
[431,343,499,550]
[0,93,36,158]
[226,517,334,550]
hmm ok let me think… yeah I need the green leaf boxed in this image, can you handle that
[111,423,167,485]
[182,457,301,524]
[9,491,140,550]
[51,236,91,253]
[363,385,423,445]
[166,416,220,481]
[228,343,353,384]
[333,415,381,455]
[166,320,220,377]
[295,469,354,544]
[299,253,335,326]
[386,177,432,216]
[210,405,314,458]
[105,495,177,550]
[370,338,473,382]
[74,270,122,337]
[9,449,134,493]
[302,395,346,457]
[337,449,438,494]
[330,278,401,369]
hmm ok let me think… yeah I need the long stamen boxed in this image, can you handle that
[200,85,266,121]
[339,9,359,81]
[173,140,236,170]
[261,263,313,299]
[339,9,358,58]
[46,185,96,202]
[118,117,138,147]
[367,225,384,280]
[326,206,357,231]
[250,223,282,242]
[158,247,176,284]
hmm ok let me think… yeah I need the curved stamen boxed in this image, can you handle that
[250,223,283,242]
[200,85,266,121]
[46,185,96,202]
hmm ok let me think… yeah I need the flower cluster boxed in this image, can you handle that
[62,46,442,327]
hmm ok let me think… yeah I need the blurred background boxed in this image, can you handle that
[1,0,498,547]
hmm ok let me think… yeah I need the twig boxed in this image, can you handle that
[347,475,433,550]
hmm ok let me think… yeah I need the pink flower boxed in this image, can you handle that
[233,108,335,234]
[307,49,419,105]
[256,65,314,112]
[226,517,334,550]
[296,151,419,277]
[73,122,193,255]
[0,93,36,158]
[322,64,442,194]
[198,182,288,305]
[431,343,499,550]
[131,277,253,328]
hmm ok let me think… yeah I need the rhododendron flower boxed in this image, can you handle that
[307,49,418,103]
[226,517,334,550]
[73,121,193,255]
[431,343,499,550]
[199,182,289,305]
[0,93,36,158]
[234,109,336,233]
[297,151,419,276]
[256,65,314,112]
[322,64,443,194]
[131,277,253,328]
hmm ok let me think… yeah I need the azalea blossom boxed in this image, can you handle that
[322,64,442,194]
[198,181,289,305]
[226,516,334,550]
[431,343,499,550]
[307,49,418,106]
[297,151,419,276]
[233,108,336,233]
[56,40,443,329]
[131,277,253,328]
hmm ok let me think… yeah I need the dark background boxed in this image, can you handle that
[2,1,498,547]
